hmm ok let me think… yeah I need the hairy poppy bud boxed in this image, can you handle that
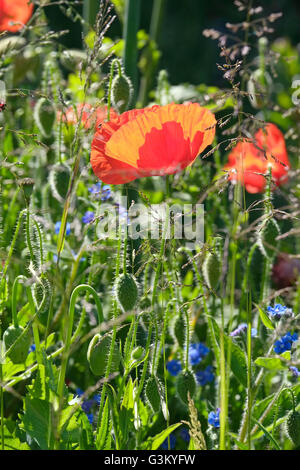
[176,369,196,405]
[202,238,222,290]
[19,178,35,205]
[111,68,133,114]
[115,273,138,312]
[87,333,120,376]
[172,314,186,349]
[286,410,300,447]
[145,375,162,413]
[60,49,87,71]
[3,325,31,364]
[131,346,145,361]
[258,217,280,259]
[34,97,56,139]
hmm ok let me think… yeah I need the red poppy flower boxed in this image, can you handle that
[58,103,117,130]
[224,123,290,194]
[0,0,33,32]
[90,103,216,185]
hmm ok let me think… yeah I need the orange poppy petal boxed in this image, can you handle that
[0,0,33,32]
[224,123,290,193]
[105,103,216,168]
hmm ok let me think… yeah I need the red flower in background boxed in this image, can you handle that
[224,123,290,194]
[272,254,300,289]
[58,104,117,130]
[91,102,216,185]
[0,0,33,32]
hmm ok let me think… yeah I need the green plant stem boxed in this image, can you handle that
[123,0,141,104]
[83,0,99,33]
[136,208,169,401]
[138,0,166,106]
[219,298,226,451]
[57,284,103,399]
[0,364,4,450]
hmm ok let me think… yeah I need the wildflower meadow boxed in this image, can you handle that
[1,0,300,454]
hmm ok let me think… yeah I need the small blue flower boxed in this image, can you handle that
[196,365,215,386]
[75,388,84,397]
[55,221,71,236]
[81,400,93,414]
[82,211,95,224]
[274,331,298,354]
[93,394,101,405]
[88,182,111,201]
[230,323,257,338]
[161,433,176,450]
[189,343,209,366]
[28,344,36,353]
[208,408,220,428]
[180,428,190,443]
[166,359,182,377]
[289,366,300,378]
[267,304,293,321]
[87,413,94,424]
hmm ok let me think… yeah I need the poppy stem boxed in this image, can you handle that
[123,0,141,105]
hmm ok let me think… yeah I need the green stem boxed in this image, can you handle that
[123,0,141,104]
[138,0,166,106]
[57,284,103,399]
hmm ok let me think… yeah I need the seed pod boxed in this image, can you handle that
[131,346,145,361]
[145,375,162,413]
[34,97,56,139]
[60,49,87,71]
[258,217,280,259]
[19,178,35,205]
[202,251,221,290]
[115,273,138,312]
[3,325,31,364]
[87,333,120,376]
[173,314,186,349]
[286,410,300,447]
[176,370,196,405]
[111,71,133,114]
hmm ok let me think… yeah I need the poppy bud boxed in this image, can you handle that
[286,410,300,447]
[111,68,133,114]
[258,218,280,259]
[34,97,56,139]
[3,325,31,364]
[172,314,186,349]
[19,178,34,205]
[87,333,120,376]
[115,273,138,312]
[145,375,162,413]
[176,369,196,405]
[60,49,87,71]
[202,238,222,290]
[131,346,145,361]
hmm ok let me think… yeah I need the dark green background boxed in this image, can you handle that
[45,0,300,86]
